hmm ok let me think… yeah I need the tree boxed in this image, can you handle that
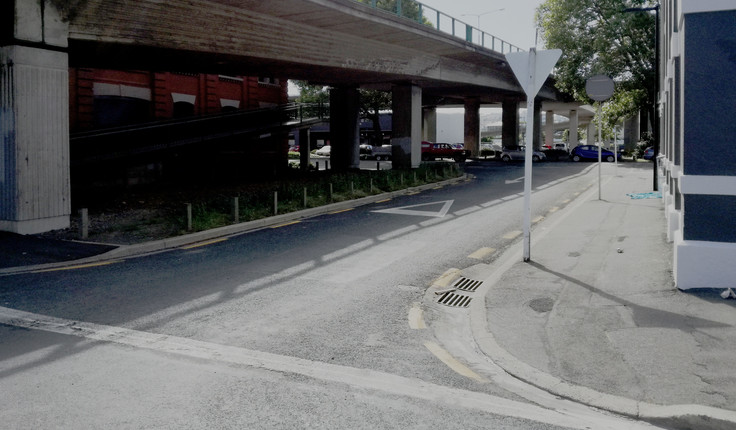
[359,89,392,146]
[357,0,426,22]
[536,0,657,138]
[292,81,329,105]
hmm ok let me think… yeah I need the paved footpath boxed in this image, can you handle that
[472,163,736,430]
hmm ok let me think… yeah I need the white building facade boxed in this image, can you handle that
[660,1,736,289]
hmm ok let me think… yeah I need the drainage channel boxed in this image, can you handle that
[436,277,483,308]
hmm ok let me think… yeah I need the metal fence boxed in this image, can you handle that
[354,0,522,54]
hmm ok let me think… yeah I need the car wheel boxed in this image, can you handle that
[572,155,581,162]
[502,155,511,162]
[532,155,540,162]
[606,155,615,162]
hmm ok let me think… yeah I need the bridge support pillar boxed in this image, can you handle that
[544,110,555,148]
[587,122,596,145]
[464,97,480,157]
[422,107,437,143]
[298,128,310,171]
[502,99,520,149]
[569,109,579,148]
[1,1,71,234]
[532,99,542,150]
[391,85,421,169]
[329,87,360,171]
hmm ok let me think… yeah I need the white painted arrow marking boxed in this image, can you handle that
[505,176,524,185]
[372,200,453,218]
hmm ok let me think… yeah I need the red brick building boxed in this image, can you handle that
[69,68,288,132]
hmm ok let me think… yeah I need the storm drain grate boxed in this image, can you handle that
[452,277,483,292]
[437,291,472,308]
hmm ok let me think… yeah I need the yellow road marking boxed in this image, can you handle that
[32,260,123,273]
[532,215,544,224]
[468,247,496,260]
[376,199,392,203]
[180,238,228,249]
[270,220,301,229]
[424,342,487,382]
[408,303,426,329]
[503,230,522,240]
[433,268,461,288]
[548,206,560,213]
[329,208,354,214]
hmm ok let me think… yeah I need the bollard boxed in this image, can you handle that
[413,172,417,184]
[400,174,404,186]
[370,178,374,193]
[351,181,354,197]
[303,187,308,208]
[80,208,89,239]
[377,161,380,171]
[316,161,319,170]
[329,183,333,202]
[274,191,278,215]
[232,197,239,224]
[186,203,192,231]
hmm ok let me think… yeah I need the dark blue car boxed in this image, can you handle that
[571,145,618,162]
[642,147,655,160]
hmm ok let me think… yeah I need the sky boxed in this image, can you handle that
[420,0,547,50]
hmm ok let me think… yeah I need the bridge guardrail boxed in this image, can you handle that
[355,0,522,54]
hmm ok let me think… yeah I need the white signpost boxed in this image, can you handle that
[585,75,615,200]
[506,48,562,262]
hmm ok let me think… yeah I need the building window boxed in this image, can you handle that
[258,77,280,86]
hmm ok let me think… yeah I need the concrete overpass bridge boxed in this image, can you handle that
[2,0,580,234]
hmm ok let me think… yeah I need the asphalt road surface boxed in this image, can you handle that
[0,160,658,429]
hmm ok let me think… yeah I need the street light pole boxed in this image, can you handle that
[623,4,660,191]
[462,8,505,30]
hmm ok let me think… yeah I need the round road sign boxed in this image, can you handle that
[585,75,615,101]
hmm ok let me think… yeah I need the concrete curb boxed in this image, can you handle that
[468,175,736,430]
[1,175,468,275]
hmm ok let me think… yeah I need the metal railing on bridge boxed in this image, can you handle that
[355,0,523,54]
[70,103,329,166]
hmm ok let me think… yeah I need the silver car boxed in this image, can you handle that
[500,146,546,162]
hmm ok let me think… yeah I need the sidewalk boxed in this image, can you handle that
[473,163,736,429]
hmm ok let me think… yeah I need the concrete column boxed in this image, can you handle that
[391,84,422,169]
[329,86,360,171]
[502,99,519,149]
[587,122,595,145]
[463,97,480,157]
[624,115,640,151]
[298,128,310,171]
[532,100,542,150]
[1,1,71,234]
[422,106,437,143]
[569,109,579,148]
[544,110,555,147]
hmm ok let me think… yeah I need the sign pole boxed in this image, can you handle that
[585,75,615,201]
[598,102,602,200]
[522,52,536,262]
[506,48,562,262]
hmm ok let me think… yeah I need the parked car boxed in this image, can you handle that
[541,143,569,161]
[570,145,618,162]
[642,147,655,160]
[500,146,546,162]
[421,141,470,162]
[315,145,331,157]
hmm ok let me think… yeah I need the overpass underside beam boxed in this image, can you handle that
[391,85,422,169]
[1,1,71,234]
